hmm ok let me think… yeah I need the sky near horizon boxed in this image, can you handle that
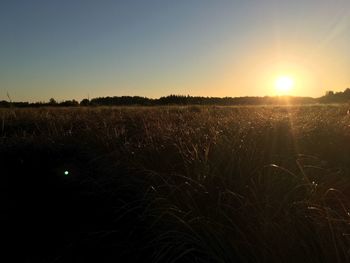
[1,0,350,101]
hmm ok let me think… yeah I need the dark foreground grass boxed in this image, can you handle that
[3,105,350,262]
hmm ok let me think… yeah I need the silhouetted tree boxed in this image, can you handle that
[59,100,79,107]
[49,98,57,105]
[80,98,90,106]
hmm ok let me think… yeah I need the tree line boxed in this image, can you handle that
[1,89,350,108]
[0,95,316,108]
[319,88,350,103]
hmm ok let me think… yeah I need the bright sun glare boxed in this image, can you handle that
[275,76,294,95]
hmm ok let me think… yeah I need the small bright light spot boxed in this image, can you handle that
[275,76,294,95]
[64,170,69,175]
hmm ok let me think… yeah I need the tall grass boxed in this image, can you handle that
[3,105,350,262]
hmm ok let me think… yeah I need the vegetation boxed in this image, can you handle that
[3,105,350,262]
[320,88,350,103]
[3,87,350,108]
[0,94,318,108]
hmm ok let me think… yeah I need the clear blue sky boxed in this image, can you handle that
[1,0,350,101]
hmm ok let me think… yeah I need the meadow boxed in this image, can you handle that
[3,105,350,262]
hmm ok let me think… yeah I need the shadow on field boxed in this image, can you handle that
[2,140,154,262]
[3,106,350,263]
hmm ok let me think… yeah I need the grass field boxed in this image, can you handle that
[3,105,350,262]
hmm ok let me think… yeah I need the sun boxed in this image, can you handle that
[275,76,294,95]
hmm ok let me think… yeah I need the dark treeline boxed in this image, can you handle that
[0,98,80,108]
[1,89,350,108]
[154,95,316,105]
[0,95,317,108]
[319,88,350,103]
[90,95,316,106]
